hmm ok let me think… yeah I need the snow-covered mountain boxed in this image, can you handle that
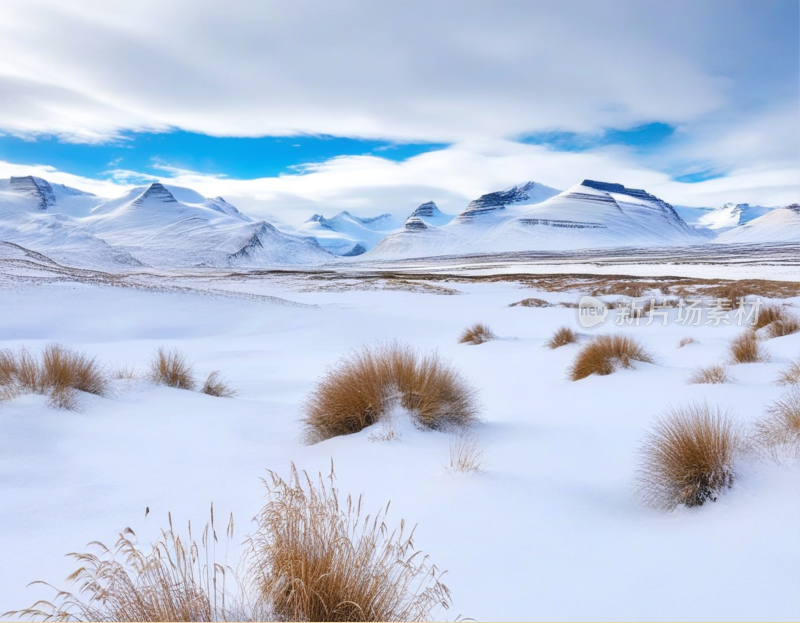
[714,204,800,244]
[0,175,98,216]
[294,210,401,255]
[0,179,332,268]
[696,202,773,231]
[370,179,701,259]
[1,175,795,268]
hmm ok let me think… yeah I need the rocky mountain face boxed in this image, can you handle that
[9,176,57,210]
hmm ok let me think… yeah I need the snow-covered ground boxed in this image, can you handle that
[1,262,798,621]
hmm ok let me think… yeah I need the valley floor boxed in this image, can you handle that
[0,250,798,621]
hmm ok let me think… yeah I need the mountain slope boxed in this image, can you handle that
[0,176,99,216]
[295,210,401,255]
[714,204,800,243]
[84,183,330,267]
[696,202,773,231]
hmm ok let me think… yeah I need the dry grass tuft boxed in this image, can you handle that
[509,297,549,308]
[446,434,486,473]
[546,326,578,349]
[458,323,496,345]
[752,304,786,330]
[41,344,108,396]
[247,464,451,622]
[5,506,245,622]
[678,337,697,348]
[765,316,800,338]
[754,387,800,460]
[110,364,139,380]
[775,359,800,386]
[201,371,237,398]
[688,364,732,385]
[728,331,769,364]
[150,347,196,390]
[635,403,743,510]
[569,335,654,381]
[302,342,478,443]
[0,345,107,408]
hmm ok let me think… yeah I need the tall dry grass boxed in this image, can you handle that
[728,331,769,363]
[688,364,732,385]
[0,345,107,409]
[446,433,486,473]
[766,317,800,338]
[569,335,654,381]
[247,464,451,622]
[754,387,800,460]
[635,403,743,510]
[201,371,237,398]
[150,347,196,390]
[546,326,577,349]
[458,323,496,345]
[775,359,800,386]
[752,304,786,330]
[302,342,478,443]
[5,507,247,622]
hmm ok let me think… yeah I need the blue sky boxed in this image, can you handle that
[0,0,796,215]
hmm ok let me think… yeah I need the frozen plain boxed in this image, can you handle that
[0,249,798,622]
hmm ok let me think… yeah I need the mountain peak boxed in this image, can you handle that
[410,201,441,219]
[456,181,558,221]
[9,175,56,210]
[131,182,178,207]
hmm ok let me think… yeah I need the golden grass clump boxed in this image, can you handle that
[546,326,578,349]
[755,387,800,460]
[569,335,654,381]
[41,344,108,396]
[5,507,244,622]
[635,403,743,510]
[458,323,496,345]
[247,464,451,622]
[0,345,107,409]
[752,304,786,330]
[201,371,237,398]
[728,331,769,364]
[302,342,478,443]
[446,433,486,473]
[775,359,800,386]
[677,337,697,348]
[766,316,800,338]
[509,298,549,308]
[150,347,196,390]
[688,364,732,385]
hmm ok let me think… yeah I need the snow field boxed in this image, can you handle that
[0,280,798,621]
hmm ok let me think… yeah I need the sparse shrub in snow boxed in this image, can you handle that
[0,344,107,409]
[728,331,769,364]
[546,326,577,349]
[201,371,237,398]
[635,403,743,511]
[765,316,800,338]
[677,337,697,348]
[752,304,787,331]
[458,323,496,345]
[302,342,478,443]
[775,359,800,386]
[149,347,196,390]
[509,298,549,307]
[569,335,654,381]
[688,364,732,385]
[5,506,245,622]
[446,433,486,473]
[246,463,452,622]
[110,364,139,380]
[755,387,800,460]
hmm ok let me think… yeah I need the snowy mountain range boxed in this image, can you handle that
[0,175,795,269]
